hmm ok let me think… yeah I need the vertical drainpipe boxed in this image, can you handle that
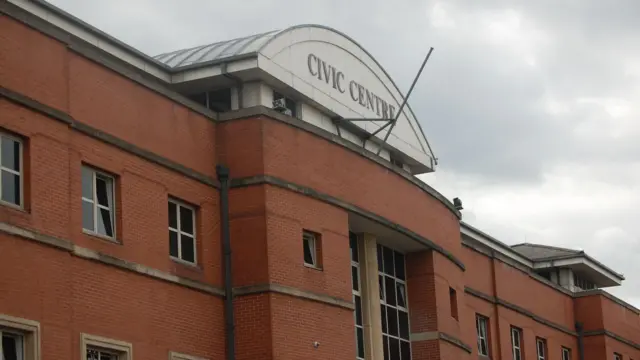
[217,165,235,360]
[490,251,503,360]
[575,322,585,360]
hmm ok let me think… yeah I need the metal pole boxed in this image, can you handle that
[376,47,434,155]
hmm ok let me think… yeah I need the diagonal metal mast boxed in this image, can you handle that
[376,47,434,155]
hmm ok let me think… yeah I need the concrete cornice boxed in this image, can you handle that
[219,106,461,219]
[462,242,574,297]
[574,289,640,315]
[583,329,640,350]
[464,287,577,337]
[0,221,358,310]
[0,1,218,121]
[0,86,220,189]
[410,331,472,354]
[230,174,466,271]
[234,283,353,310]
[0,222,224,296]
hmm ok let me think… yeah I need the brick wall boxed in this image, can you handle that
[0,235,225,360]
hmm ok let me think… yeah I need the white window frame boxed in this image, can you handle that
[0,314,40,360]
[0,132,24,209]
[350,233,364,360]
[81,333,132,360]
[168,198,197,265]
[536,337,546,360]
[476,314,489,356]
[511,327,522,360]
[81,166,116,239]
[303,231,318,268]
[169,351,209,360]
[379,244,411,360]
[561,347,571,360]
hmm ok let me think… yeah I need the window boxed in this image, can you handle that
[303,231,321,268]
[350,233,364,360]
[187,88,232,112]
[536,337,546,360]
[614,353,622,360]
[82,166,116,238]
[169,352,208,360]
[0,133,23,207]
[0,314,40,360]
[168,199,197,264]
[86,348,119,360]
[449,287,458,320]
[511,327,522,360]
[81,333,131,360]
[562,347,571,360]
[2,331,24,360]
[378,244,410,360]
[476,315,489,356]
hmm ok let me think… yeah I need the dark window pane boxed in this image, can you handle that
[87,349,99,360]
[394,252,405,280]
[481,340,488,356]
[355,296,363,326]
[303,236,314,264]
[82,167,93,199]
[383,335,389,360]
[385,276,396,306]
[377,244,383,270]
[98,208,113,237]
[2,334,20,360]
[400,341,411,360]
[396,282,407,308]
[399,310,409,340]
[387,306,398,337]
[1,171,20,205]
[383,247,394,276]
[169,230,179,257]
[356,327,364,358]
[181,234,195,262]
[179,206,194,234]
[1,137,20,171]
[389,337,400,360]
[380,304,387,333]
[379,275,384,300]
[352,266,359,291]
[168,202,177,228]
[82,200,94,231]
[95,177,110,207]
[187,92,208,107]
[100,352,114,360]
[350,232,359,262]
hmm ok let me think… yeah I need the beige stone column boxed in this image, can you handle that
[358,233,384,360]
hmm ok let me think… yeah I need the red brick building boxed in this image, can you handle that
[0,1,638,360]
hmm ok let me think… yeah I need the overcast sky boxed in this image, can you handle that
[47,0,640,306]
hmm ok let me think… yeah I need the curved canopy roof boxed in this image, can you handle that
[154,30,281,69]
[154,25,436,172]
